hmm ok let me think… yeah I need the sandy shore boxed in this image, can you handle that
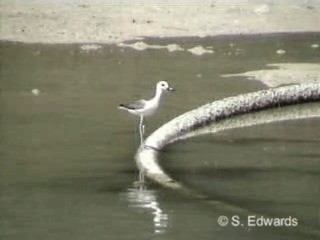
[1,1,319,44]
[223,63,320,87]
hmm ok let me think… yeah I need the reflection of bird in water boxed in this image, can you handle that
[123,187,169,235]
[118,81,175,144]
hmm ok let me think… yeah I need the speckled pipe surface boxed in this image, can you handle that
[135,83,320,187]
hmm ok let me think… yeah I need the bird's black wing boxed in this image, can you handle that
[119,99,147,110]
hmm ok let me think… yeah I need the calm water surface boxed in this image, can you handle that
[0,33,319,240]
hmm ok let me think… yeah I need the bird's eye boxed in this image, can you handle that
[161,83,165,87]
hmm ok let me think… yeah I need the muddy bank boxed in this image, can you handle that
[1,1,319,44]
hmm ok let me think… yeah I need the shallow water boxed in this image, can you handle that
[0,33,319,240]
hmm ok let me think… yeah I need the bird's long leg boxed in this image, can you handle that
[142,123,145,136]
[139,170,145,188]
[139,115,144,145]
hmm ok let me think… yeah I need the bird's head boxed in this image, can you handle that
[157,81,175,93]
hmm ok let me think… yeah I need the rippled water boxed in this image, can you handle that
[0,33,319,240]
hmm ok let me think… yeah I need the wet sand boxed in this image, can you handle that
[223,63,320,87]
[1,0,319,44]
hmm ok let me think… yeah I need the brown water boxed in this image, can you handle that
[0,33,319,240]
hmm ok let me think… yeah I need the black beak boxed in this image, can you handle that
[168,87,176,92]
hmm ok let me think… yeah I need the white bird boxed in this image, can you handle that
[118,80,175,144]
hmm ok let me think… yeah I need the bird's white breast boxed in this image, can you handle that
[141,100,159,116]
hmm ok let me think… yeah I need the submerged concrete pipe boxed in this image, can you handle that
[135,83,320,188]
